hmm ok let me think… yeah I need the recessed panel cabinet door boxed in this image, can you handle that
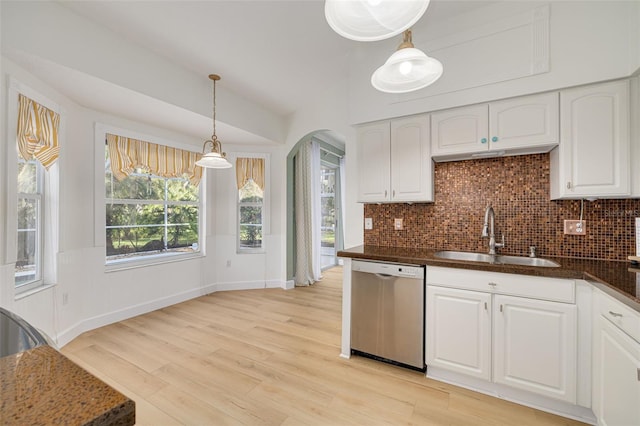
[551,80,630,199]
[489,92,559,150]
[493,294,577,404]
[593,316,640,426]
[431,104,489,156]
[426,286,491,380]
[357,121,390,202]
[390,115,433,202]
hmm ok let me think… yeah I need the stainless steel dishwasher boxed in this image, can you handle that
[351,260,425,371]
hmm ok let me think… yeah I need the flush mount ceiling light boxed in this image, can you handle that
[196,74,232,169]
[371,29,443,93]
[325,0,430,42]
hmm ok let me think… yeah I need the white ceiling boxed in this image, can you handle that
[5,1,496,145]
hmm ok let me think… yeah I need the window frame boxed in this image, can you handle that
[233,153,270,254]
[6,78,62,297]
[15,157,45,291]
[96,124,206,271]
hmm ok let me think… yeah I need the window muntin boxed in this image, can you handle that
[238,179,263,251]
[105,146,201,263]
[236,154,268,253]
[15,158,43,289]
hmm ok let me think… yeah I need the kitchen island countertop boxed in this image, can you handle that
[338,245,640,311]
[0,345,135,426]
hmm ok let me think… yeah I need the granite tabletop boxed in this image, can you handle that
[338,245,640,311]
[0,345,135,426]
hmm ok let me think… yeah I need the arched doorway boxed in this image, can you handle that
[286,130,345,286]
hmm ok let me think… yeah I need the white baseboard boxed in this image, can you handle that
[57,282,217,347]
[426,367,597,425]
[57,278,290,347]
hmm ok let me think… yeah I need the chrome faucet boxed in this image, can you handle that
[482,205,505,255]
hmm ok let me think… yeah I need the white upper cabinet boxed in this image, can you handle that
[550,79,630,199]
[430,104,489,157]
[431,92,559,161]
[357,115,433,203]
[390,116,433,202]
[357,122,391,202]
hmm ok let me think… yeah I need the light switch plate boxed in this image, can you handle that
[394,218,403,230]
[564,220,586,235]
[364,218,373,230]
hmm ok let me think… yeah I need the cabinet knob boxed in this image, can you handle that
[392,190,395,197]
[608,311,623,318]
[481,138,487,144]
[492,136,498,142]
[488,282,497,287]
[384,190,387,197]
[566,182,572,189]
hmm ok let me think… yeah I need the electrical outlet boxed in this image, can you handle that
[226,260,231,267]
[564,220,587,235]
[364,218,373,230]
[394,218,403,230]
[62,293,69,305]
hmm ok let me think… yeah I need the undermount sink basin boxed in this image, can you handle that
[434,251,561,268]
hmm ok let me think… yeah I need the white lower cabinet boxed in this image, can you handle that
[425,267,578,405]
[426,286,491,380]
[592,290,640,426]
[493,294,577,403]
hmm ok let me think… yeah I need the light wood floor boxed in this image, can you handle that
[62,267,585,425]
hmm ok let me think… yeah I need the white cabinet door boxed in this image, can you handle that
[489,92,559,150]
[431,104,488,157]
[493,294,577,403]
[390,115,433,202]
[357,121,390,202]
[593,313,640,426]
[426,286,492,380]
[551,79,630,199]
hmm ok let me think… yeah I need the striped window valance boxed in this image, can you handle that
[106,134,203,186]
[17,94,60,169]
[236,157,265,190]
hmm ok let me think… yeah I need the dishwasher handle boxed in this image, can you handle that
[374,273,395,279]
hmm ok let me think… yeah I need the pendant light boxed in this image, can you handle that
[325,0,430,42]
[196,74,232,169]
[371,29,443,93]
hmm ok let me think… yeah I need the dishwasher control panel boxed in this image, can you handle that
[352,260,424,279]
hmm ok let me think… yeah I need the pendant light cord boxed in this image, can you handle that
[212,77,217,141]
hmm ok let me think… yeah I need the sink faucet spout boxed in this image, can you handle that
[482,205,504,255]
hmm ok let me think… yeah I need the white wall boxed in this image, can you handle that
[1,0,285,144]
[1,56,292,346]
[347,1,639,124]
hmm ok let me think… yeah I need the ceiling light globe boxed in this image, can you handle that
[399,61,413,76]
[371,47,443,93]
[325,0,431,42]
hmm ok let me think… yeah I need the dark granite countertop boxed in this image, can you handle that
[0,345,135,426]
[338,245,640,311]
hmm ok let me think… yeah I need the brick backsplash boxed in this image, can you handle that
[363,154,640,261]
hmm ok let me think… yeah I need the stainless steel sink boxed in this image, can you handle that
[434,251,561,268]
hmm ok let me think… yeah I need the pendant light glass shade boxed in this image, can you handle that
[325,0,430,41]
[371,30,443,93]
[197,74,232,169]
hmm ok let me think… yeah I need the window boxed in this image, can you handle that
[15,158,44,289]
[12,90,61,294]
[104,140,202,264]
[236,155,268,253]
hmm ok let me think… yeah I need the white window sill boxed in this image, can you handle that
[105,251,203,273]
[15,283,57,301]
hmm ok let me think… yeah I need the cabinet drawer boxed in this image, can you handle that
[597,290,640,343]
[427,266,575,303]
